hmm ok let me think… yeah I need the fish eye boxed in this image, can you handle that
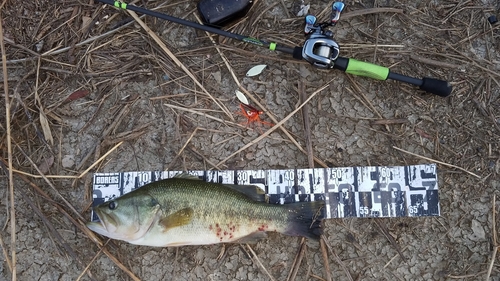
[150,198,158,207]
[108,201,117,210]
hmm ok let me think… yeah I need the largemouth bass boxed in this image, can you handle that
[87,175,324,246]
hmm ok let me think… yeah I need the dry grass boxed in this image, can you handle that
[0,0,499,280]
[0,2,16,281]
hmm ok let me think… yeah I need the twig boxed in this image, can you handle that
[14,143,85,221]
[345,75,390,133]
[77,101,131,173]
[166,128,199,170]
[0,9,16,281]
[163,103,238,126]
[0,234,12,273]
[34,57,54,146]
[486,247,498,280]
[286,238,306,281]
[125,9,234,120]
[320,238,332,281]
[445,43,500,79]
[409,55,461,69]
[299,65,314,168]
[76,245,106,281]
[323,236,354,281]
[486,249,498,279]
[6,142,122,180]
[186,146,223,170]
[309,274,327,281]
[384,245,409,268]
[3,156,140,281]
[485,194,497,280]
[102,123,151,145]
[3,37,41,57]
[246,244,277,281]
[216,79,334,167]
[294,7,403,23]
[22,193,96,281]
[342,43,404,48]
[78,214,142,281]
[100,246,141,281]
[373,219,407,262]
[371,119,408,125]
[279,0,290,18]
[3,16,142,64]
[9,169,79,179]
[392,146,481,178]
[342,8,404,20]
[77,141,124,179]
[494,195,497,247]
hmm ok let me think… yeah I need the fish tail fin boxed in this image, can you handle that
[284,201,325,240]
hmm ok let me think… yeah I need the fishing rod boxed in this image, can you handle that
[96,0,452,97]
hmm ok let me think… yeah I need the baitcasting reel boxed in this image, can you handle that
[302,2,344,69]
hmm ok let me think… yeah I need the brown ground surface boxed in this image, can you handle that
[1,0,499,280]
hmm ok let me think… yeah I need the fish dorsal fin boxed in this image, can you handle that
[224,184,267,202]
[159,207,194,231]
[172,173,267,201]
[232,231,268,244]
[172,173,201,180]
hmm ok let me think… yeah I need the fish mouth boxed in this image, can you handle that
[86,209,114,236]
[86,221,107,236]
[87,203,162,242]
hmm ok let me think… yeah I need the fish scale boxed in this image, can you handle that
[144,179,289,245]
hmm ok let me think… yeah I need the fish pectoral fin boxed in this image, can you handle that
[159,207,194,231]
[223,184,267,202]
[232,232,268,244]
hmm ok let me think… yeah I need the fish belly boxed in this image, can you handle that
[128,218,279,247]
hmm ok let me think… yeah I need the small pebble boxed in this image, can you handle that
[62,155,75,168]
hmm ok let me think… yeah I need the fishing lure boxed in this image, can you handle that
[237,103,273,131]
[234,90,272,131]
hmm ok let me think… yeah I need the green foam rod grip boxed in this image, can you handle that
[345,59,390,81]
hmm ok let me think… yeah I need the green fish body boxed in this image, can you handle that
[87,176,324,247]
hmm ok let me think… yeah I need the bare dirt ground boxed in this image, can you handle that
[0,0,499,280]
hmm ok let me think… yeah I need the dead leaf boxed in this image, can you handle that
[415,128,432,139]
[371,119,408,125]
[38,156,54,174]
[65,90,90,102]
[39,110,54,145]
[81,16,92,33]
